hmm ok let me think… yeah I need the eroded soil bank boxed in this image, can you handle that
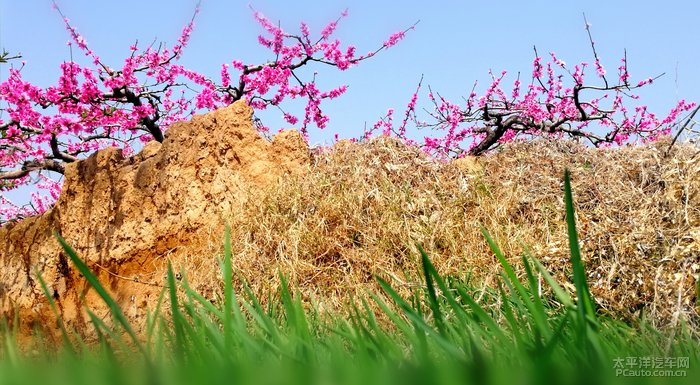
[1,100,698,343]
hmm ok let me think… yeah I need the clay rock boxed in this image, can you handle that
[0,100,309,339]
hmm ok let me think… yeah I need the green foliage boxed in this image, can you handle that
[0,50,21,64]
[0,171,698,385]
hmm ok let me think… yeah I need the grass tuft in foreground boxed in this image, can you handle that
[1,170,698,385]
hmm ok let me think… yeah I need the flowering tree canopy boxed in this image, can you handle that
[0,5,411,221]
[0,6,695,223]
[369,22,696,158]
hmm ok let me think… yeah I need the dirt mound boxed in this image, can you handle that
[221,136,700,328]
[1,101,699,343]
[0,100,309,341]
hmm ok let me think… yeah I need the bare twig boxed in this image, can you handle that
[666,104,700,157]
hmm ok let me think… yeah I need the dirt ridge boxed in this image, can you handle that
[0,100,309,340]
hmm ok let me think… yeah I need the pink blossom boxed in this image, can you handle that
[384,31,405,48]
[637,77,654,87]
[594,59,606,77]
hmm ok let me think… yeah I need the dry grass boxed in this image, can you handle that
[192,136,699,328]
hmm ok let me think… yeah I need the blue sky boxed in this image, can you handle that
[2,0,698,146]
[0,1,698,211]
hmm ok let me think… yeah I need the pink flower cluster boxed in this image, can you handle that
[0,175,61,222]
[371,47,696,158]
[365,76,423,142]
[238,8,411,136]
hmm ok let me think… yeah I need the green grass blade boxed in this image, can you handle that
[496,281,526,350]
[480,228,551,341]
[223,225,234,349]
[146,286,168,350]
[370,281,418,340]
[563,169,596,322]
[54,232,146,358]
[453,284,510,348]
[563,169,605,367]
[521,255,551,343]
[167,263,186,363]
[529,258,574,308]
[35,269,76,354]
[417,244,445,336]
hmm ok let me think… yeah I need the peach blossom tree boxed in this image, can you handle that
[369,22,696,158]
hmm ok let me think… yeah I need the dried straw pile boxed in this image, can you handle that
[204,136,699,328]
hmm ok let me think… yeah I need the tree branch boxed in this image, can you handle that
[0,159,65,180]
[50,134,78,162]
[109,87,164,142]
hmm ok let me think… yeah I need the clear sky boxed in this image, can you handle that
[4,0,698,210]
[2,0,698,147]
